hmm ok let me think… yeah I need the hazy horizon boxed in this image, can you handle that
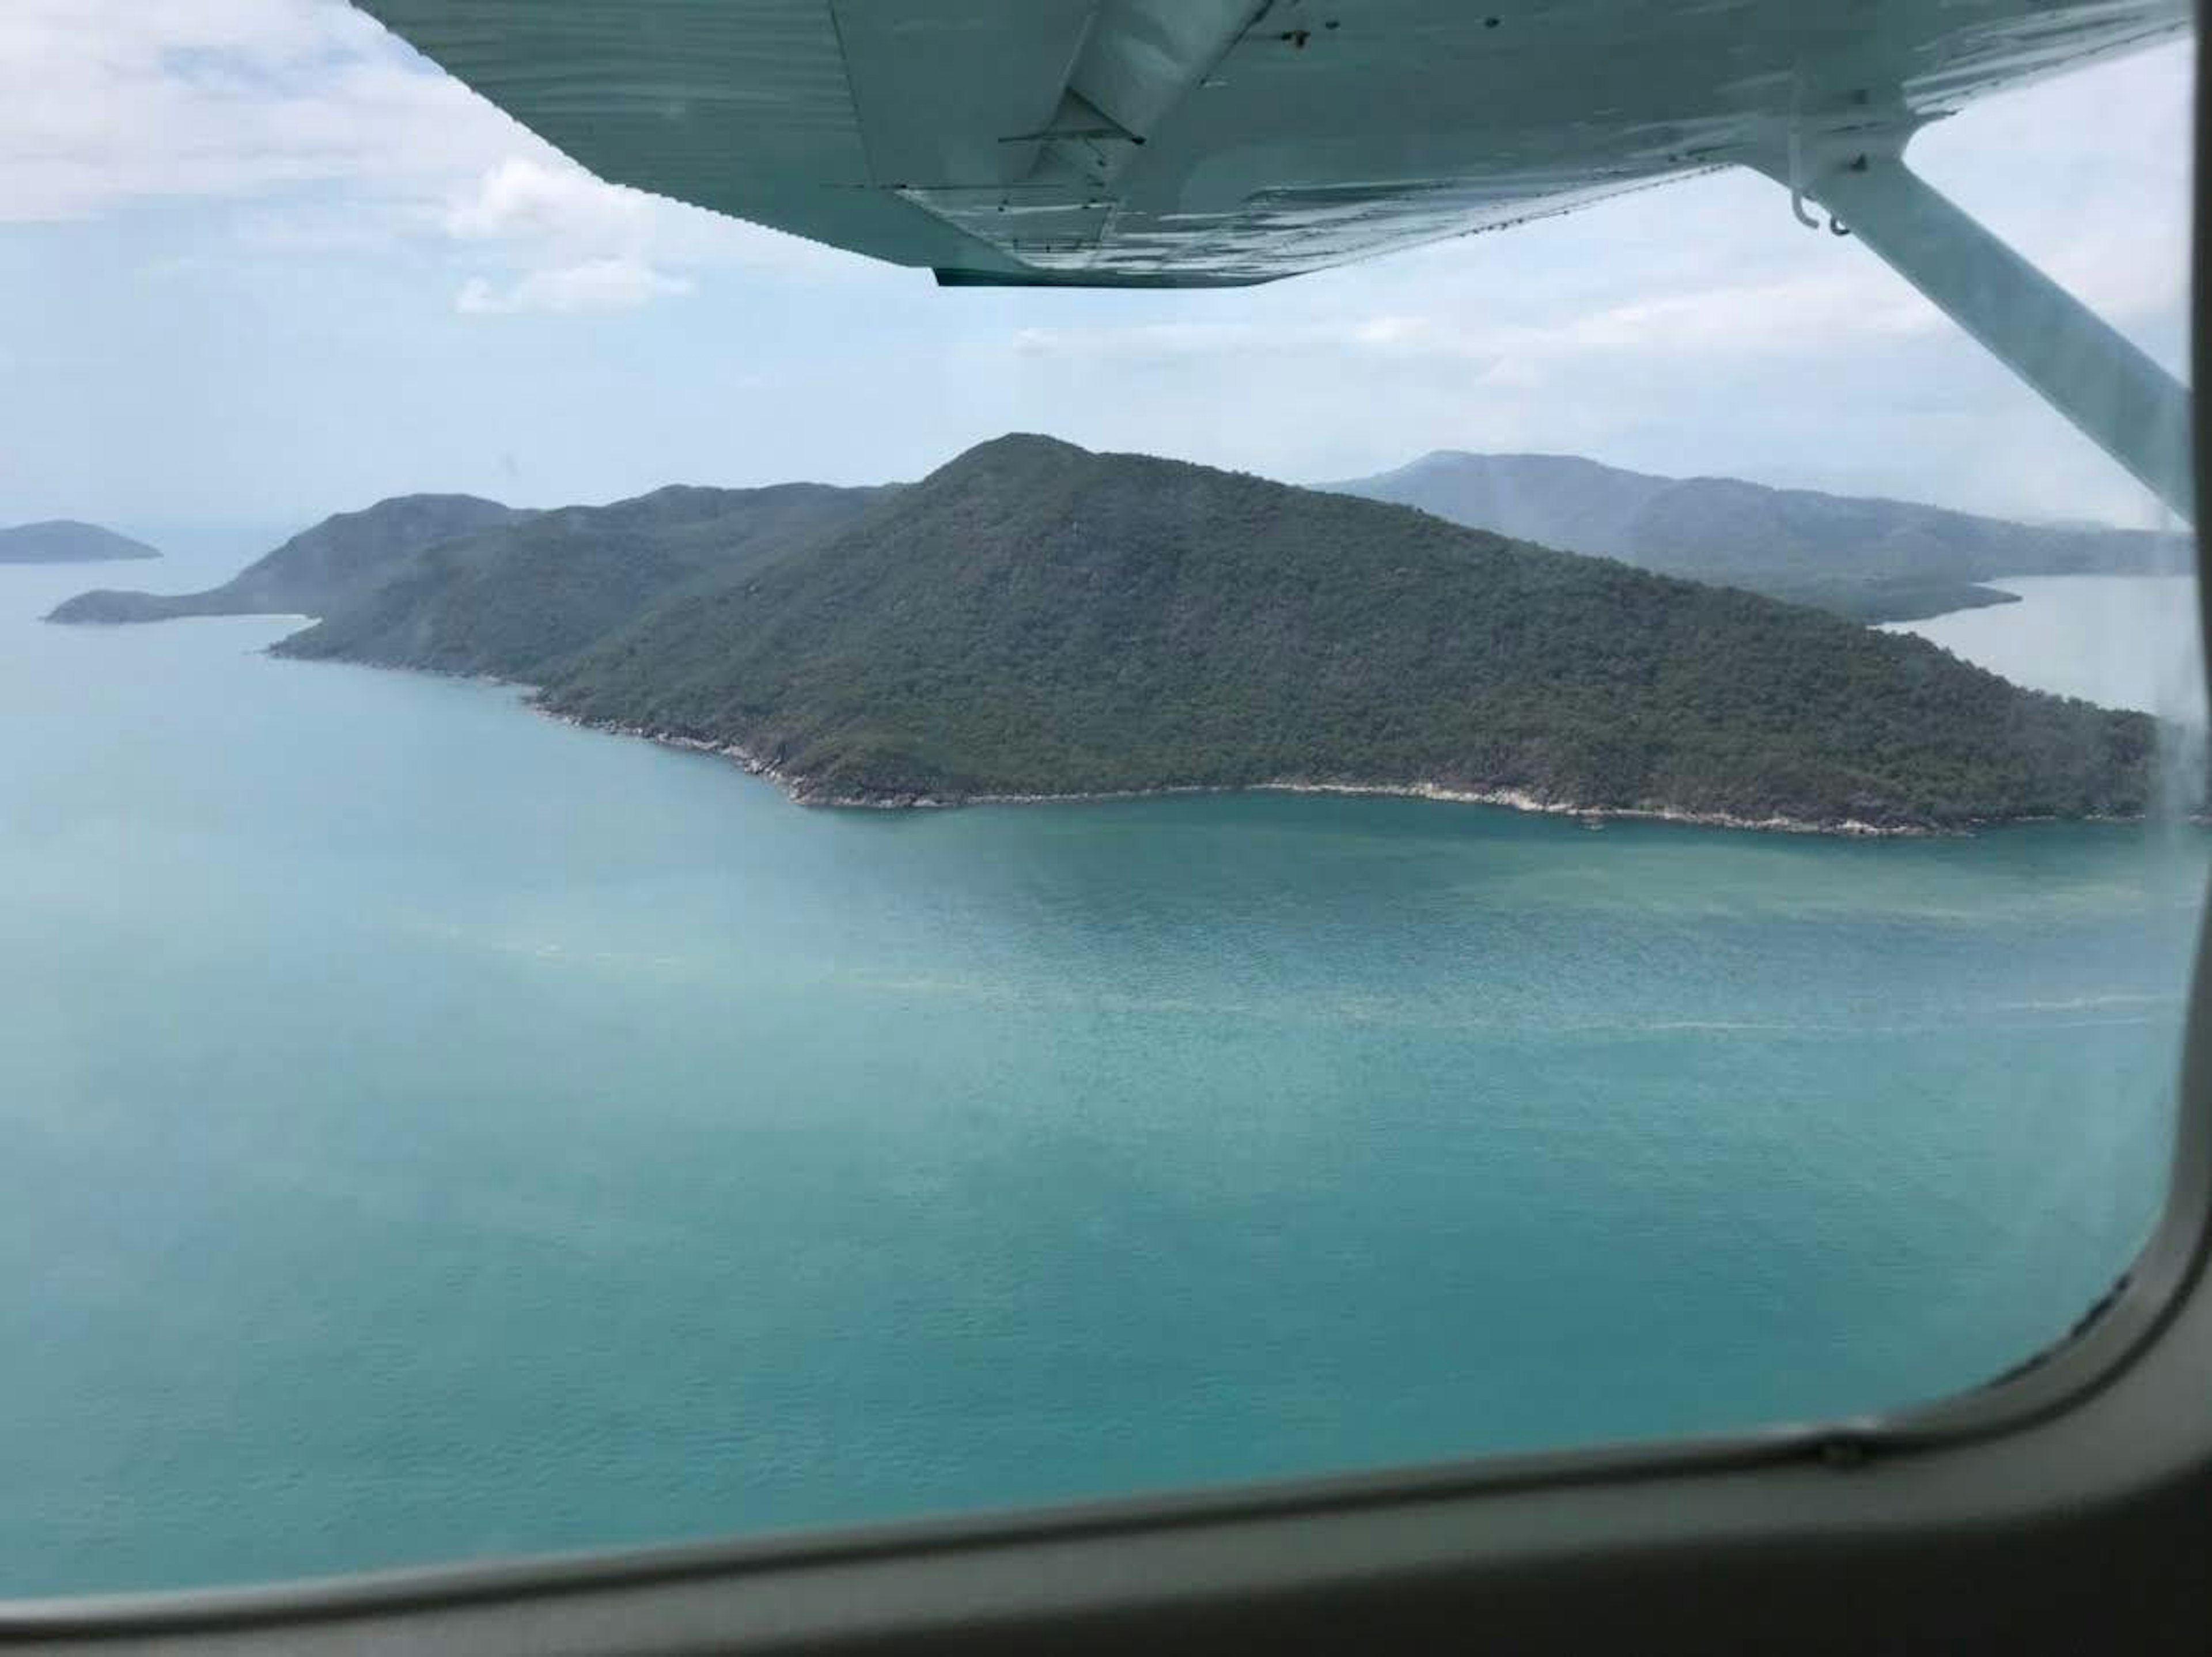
[24,432,2200,556]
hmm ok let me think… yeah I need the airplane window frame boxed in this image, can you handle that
[3,20,2207,1657]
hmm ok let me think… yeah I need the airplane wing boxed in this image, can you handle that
[355,0,2184,287]
[353,0,2194,522]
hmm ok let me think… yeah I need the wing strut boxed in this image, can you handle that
[1756,149,2194,524]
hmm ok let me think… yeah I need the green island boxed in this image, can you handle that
[0,520,161,564]
[50,434,2172,833]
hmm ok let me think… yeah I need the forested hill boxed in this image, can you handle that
[47,495,521,624]
[272,482,891,682]
[50,485,891,684]
[1331,451,2189,623]
[0,520,160,563]
[537,435,2158,831]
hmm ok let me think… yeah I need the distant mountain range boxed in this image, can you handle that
[1330,452,2190,622]
[48,436,2160,833]
[0,520,160,564]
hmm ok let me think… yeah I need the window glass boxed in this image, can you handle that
[1,3,2199,1597]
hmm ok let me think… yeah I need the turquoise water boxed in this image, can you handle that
[1,555,2202,1597]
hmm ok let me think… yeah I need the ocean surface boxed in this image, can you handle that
[2,552,2205,1597]
[1886,574,2208,724]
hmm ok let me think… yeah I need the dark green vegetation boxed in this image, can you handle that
[1332,451,2187,623]
[540,436,2157,830]
[0,520,159,564]
[276,483,888,681]
[47,437,2169,831]
[46,496,520,624]
[50,487,888,687]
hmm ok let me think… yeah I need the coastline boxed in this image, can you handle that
[260,649,2180,839]
[544,708,1949,839]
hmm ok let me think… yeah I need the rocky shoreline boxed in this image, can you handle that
[544,708,1955,839]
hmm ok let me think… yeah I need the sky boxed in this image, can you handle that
[0,2,2195,537]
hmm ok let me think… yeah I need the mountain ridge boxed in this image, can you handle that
[1329,450,2187,622]
[271,481,893,682]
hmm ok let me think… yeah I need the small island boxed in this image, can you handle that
[0,520,160,564]
[51,435,2173,835]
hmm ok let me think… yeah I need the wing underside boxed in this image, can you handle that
[357,0,2188,286]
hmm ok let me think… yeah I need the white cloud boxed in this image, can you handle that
[442,156,652,247]
[0,0,504,221]
[0,0,849,314]
[455,257,694,316]
[442,157,681,313]
[434,154,837,312]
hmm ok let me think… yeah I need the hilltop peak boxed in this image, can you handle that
[929,433,1094,478]
[963,431,1092,458]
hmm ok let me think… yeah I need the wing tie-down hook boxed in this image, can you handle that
[1787,128,1820,228]
[1787,128,1855,236]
